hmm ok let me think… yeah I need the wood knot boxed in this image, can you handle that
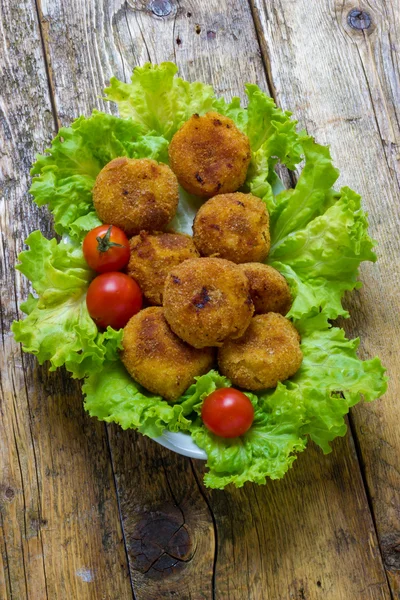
[347,9,371,30]
[381,533,400,572]
[150,0,172,17]
[130,513,193,577]
[5,487,15,500]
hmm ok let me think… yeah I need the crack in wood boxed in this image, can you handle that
[19,351,49,600]
[104,425,137,600]
[33,0,60,131]
[190,461,217,600]
[0,510,13,599]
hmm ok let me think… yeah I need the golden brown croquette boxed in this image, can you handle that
[168,112,251,198]
[193,192,270,263]
[163,257,254,348]
[238,263,292,315]
[93,157,179,237]
[218,313,303,390]
[121,307,214,401]
[127,231,199,305]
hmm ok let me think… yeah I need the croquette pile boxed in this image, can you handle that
[92,111,303,401]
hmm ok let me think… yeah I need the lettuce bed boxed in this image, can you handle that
[12,63,387,489]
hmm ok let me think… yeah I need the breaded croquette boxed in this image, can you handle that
[121,307,214,401]
[218,313,303,390]
[163,257,254,348]
[168,112,251,198]
[127,231,199,305]
[239,263,292,315]
[93,157,179,237]
[193,192,270,263]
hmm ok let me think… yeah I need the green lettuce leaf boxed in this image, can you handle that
[192,384,307,489]
[294,318,387,452]
[12,231,122,378]
[83,360,193,437]
[272,262,354,320]
[257,138,378,320]
[84,367,232,437]
[104,62,215,140]
[185,319,386,489]
[30,111,168,241]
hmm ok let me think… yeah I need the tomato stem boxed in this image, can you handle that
[96,225,124,253]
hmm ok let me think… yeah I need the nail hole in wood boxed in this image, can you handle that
[347,9,371,30]
[150,0,172,17]
[5,487,14,500]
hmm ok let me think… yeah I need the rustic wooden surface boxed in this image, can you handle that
[1,0,399,599]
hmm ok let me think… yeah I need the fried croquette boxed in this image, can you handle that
[163,257,254,348]
[193,192,270,263]
[168,112,251,198]
[121,307,214,401]
[239,263,292,315]
[93,157,179,237]
[218,313,303,390]
[127,231,199,305]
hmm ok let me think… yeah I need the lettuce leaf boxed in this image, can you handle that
[84,367,233,437]
[294,318,387,452]
[260,140,378,320]
[12,231,122,378]
[83,360,193,437]
[30,111,168,241]
[184,319,387,489]
[192,384,307,489]
[104,62,215,140]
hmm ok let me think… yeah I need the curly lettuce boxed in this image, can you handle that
[266,142,376,320]
[104,62,215,140]
[30,111,168,241]
[11,231,122,378]
[180,319,386,489]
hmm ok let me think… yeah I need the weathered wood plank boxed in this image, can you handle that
[0,1,133,598]
[17,0,394,598]
[251,0,400,595]
[200,435,389,600]
[108,427,215,599]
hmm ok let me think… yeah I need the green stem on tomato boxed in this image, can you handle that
[96,225,124,253]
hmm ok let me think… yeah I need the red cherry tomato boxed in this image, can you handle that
[83,224,130,273]
[201,388,254,438]
[86,272,143,330]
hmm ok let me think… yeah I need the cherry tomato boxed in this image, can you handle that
[83,224,130,273]
[201,388,254,438]
[86,272,143,330]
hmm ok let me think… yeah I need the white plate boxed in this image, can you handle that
[153,431,207,459]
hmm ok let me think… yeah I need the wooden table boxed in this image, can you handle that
[1,1,399,598]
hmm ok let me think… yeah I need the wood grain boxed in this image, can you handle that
[108,427,216,599]
[251,0,400,595]
[0,1,133,598]
[199,436,389,600]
